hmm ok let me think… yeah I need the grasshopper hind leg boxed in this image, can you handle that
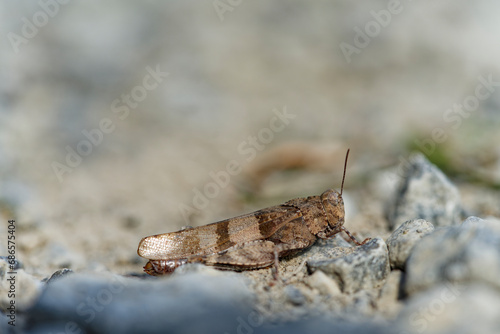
[144,259,188,275]
[197,240,277,271]
[200,241,283,282]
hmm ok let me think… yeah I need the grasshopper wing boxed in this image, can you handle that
[137,205,301,260]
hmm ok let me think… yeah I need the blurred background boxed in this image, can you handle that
[0,0,499,277]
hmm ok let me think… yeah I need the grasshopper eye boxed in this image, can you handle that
[320,189,345,229]
[327,191,340,206]
[321,189,341,207]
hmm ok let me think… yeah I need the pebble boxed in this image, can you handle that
[0,313,12,332]
[27,271,255,334]
[377,270,404,318]
[307,237,390,294]
[243,317,390,334]
[387,153,463,230]
[396,283,500,334]
[262,235,356,282]
[0,256,23,270]
[0,258,42,312]
[386,219,435,270]
[283,285,307,306]
[298,236,354,261]
[404,216,500,296]
[45,268,74,284]
[306,270,342,296]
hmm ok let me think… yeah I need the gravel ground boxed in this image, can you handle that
[1,2,500,333]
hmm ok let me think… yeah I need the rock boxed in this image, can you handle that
[377,270,404,319]
[396,283,500,334]
[307,238,390,294]
[386,219,435,270]
[283,285,307,306]
[0,311,20,333]
[461,216,500,231]
[387,153,463,230]
[302,235,354,258]
[0,258,42,312]
[0,256,23,270]
[27,271,255,334]
[405,217,500,296]
[260,235,356,282]
[306,270,342,296]
[256,318,390,334]
[45,268,74,284]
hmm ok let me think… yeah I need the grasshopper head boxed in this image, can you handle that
[317,149,349,239]
[319,189,345,238]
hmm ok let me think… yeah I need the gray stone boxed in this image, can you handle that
[26,322,86,334]
[257,234,356,283]
[0,313,15,333]
[388,153,463,230]
[0,256,23,270]
[377,270,404,318]
[45,268,74,284]
[307,238,390,294]
[386,219,435,270]
[301,235,354,260]
[405,217,500,296]
[256,319,391,334]
[283,285,307,305]
[306,270,342,296]
[461,216,499,229]
[27,271,255,334]
[0,259,41,312]
[396,283,500,334]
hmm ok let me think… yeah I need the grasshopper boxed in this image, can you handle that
[137,149,370,276]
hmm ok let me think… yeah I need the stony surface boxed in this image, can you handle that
[404,216,500,296]
[377,270,404,318]
[25,266,397,334]
[307,237,390,294]
[386,219,435,270]
[4,212,500,333]
[0,259,42,312]
[0,256,23,270]
[1,2,500,332]
[396,284,500,334]
[306,270,342,297]
[28,270,255,334]
[2,161,499,333]
[387,153,463,230]
[44,268,74,284]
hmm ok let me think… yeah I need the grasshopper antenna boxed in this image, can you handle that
[340,149,350,196]
[339,148,370,246]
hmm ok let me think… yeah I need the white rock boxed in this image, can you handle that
[0,259,42,312]
[386,219,435,270]
[397,283,500,334]
[405,217,500,296]
[307,238,390,294]
[387,153,463,230]
[28,271,254,334]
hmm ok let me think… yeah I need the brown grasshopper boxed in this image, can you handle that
[137,149,370,276]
